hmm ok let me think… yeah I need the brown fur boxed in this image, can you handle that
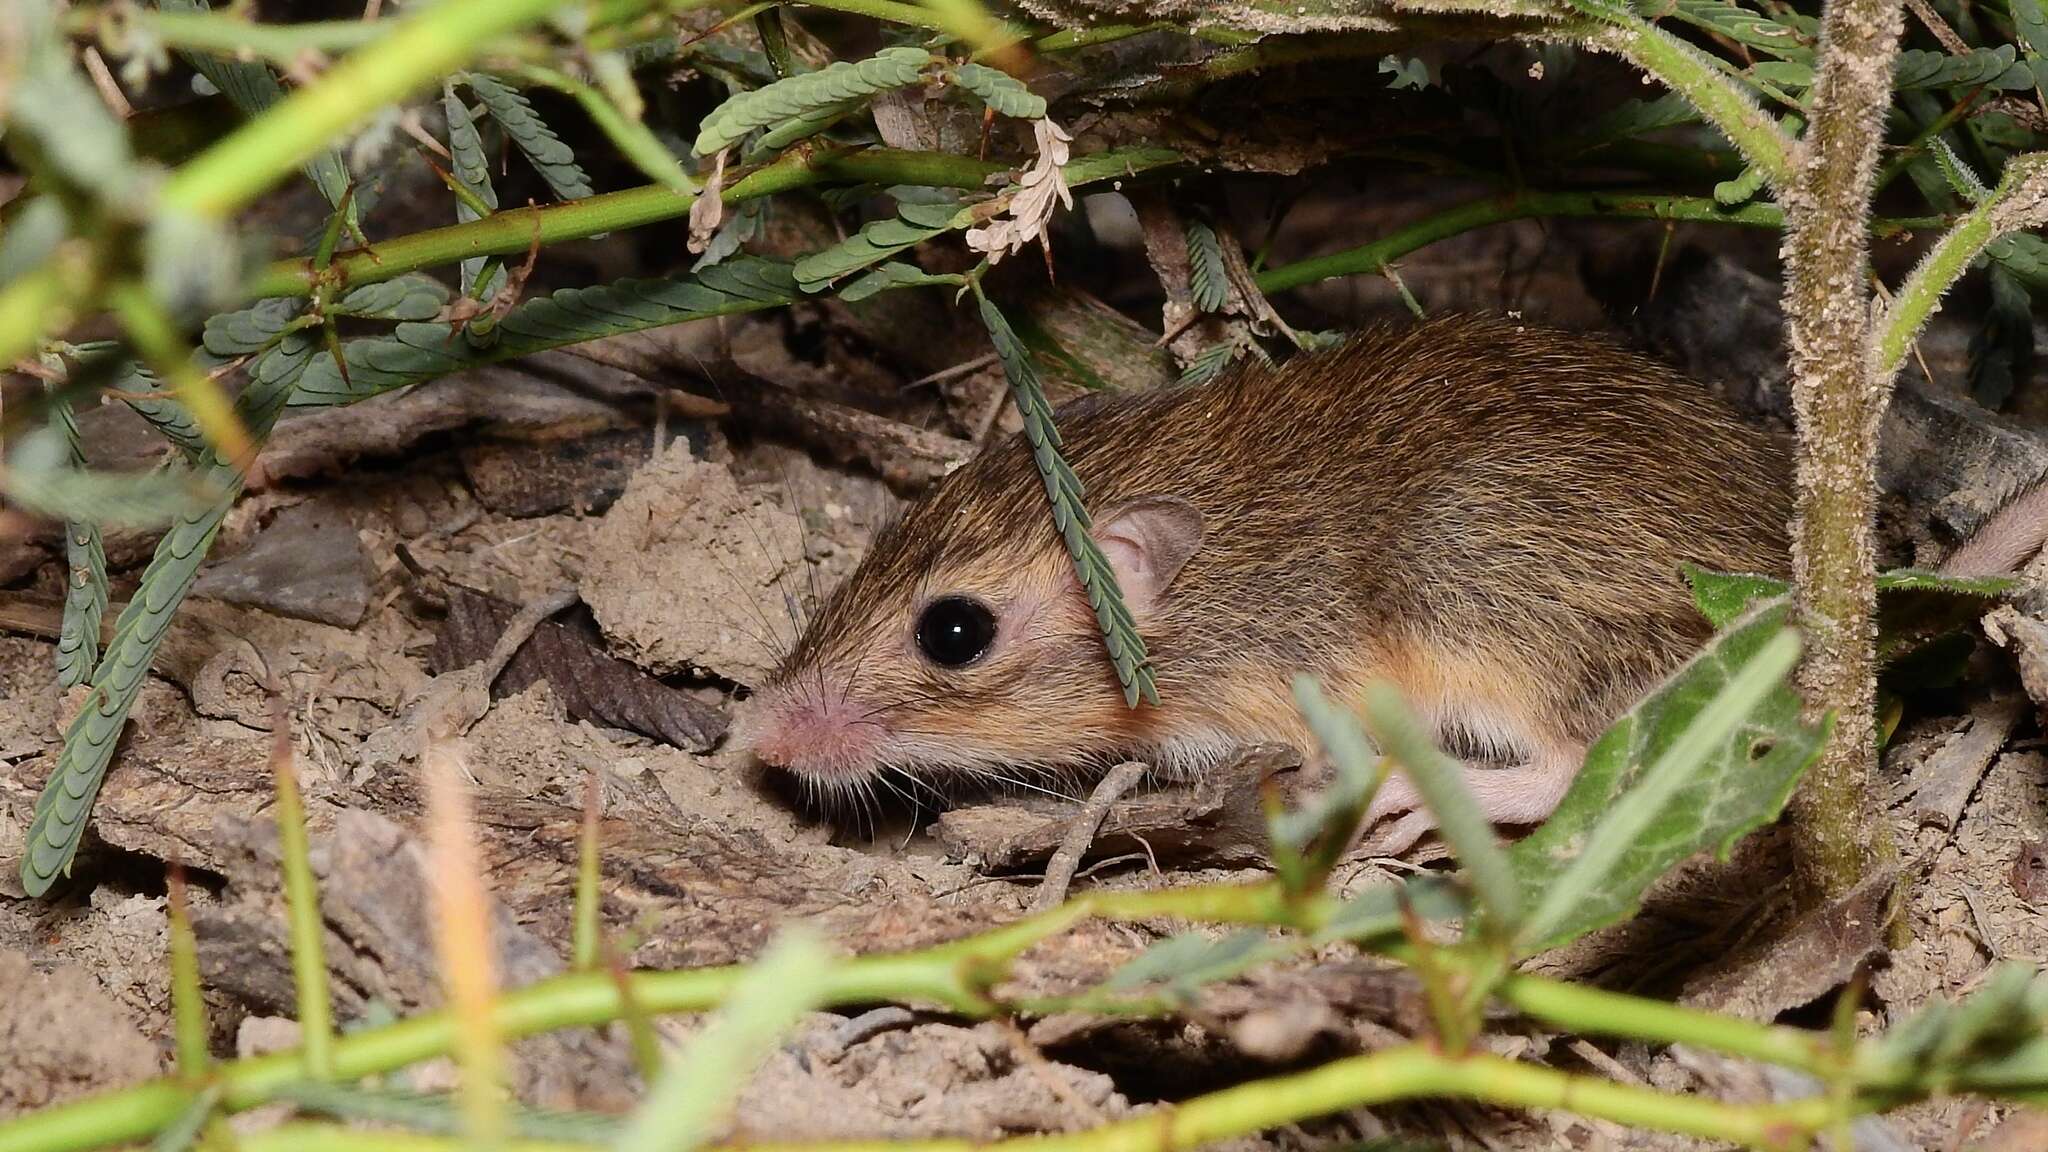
[738,315,1794,816]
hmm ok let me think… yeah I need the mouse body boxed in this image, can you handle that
[735,314,1807,847]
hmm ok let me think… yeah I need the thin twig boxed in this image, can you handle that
[1033,761,1146,912]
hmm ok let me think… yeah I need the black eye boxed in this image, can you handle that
[915,596,998,667]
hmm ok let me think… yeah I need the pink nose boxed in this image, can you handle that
[733,687,883,780]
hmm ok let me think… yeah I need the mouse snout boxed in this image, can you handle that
[729,680,883,782]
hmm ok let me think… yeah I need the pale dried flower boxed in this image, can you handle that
[687,147,729,255]
[965,118,1073,266]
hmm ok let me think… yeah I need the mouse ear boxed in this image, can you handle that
[1092,495,1205,614]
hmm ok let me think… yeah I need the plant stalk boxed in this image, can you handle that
[1777,0,1909,898]
[228,1047,1834,1152]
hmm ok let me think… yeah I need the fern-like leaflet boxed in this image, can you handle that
[975,291,1158,708]
[22,307,317,896]
[693,46,934,156]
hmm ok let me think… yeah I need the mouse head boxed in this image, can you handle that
[731,439,1207,799]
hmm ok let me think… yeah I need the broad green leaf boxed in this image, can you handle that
[614,928,831,1152]
[1686,563,2014,666]
[1508,604,1824,952]
[1681,564,1787,629]
[1876,568,2017,597]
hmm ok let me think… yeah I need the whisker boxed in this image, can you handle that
[975,770,1084,805]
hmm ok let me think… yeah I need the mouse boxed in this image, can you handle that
[731,314,2048,853]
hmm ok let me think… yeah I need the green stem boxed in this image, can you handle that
[272,745,335,1080]
[0,870,2029,1152]
[159,0,631,217]
[1254,190,1950,295]
[1777,0,1908,901]
[1497,975,1831,1072]
[233,1047,1831,1152]
[1259,193,1766,295]
[165,873,209,1078]
[244,146,1181,300]
[0,885,1258,1152]
[69,7,388,64]
[1878,155,2048,374]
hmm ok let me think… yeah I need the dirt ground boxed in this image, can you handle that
[6,182,2048,1151]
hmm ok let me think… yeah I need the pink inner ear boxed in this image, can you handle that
[1093,496,1205,614]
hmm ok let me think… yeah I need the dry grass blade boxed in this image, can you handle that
[423,736,508,1148]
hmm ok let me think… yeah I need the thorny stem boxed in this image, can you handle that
[1777,0,1909,899]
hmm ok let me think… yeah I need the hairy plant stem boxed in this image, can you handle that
[1777,0,1908,899]
[1877,154,2048,372]
[1581,19,1794,186]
